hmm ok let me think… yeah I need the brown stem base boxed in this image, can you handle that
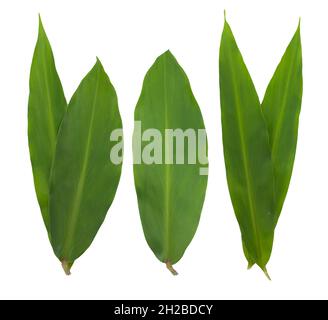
[166,261,178,276]
[61,260,72,276]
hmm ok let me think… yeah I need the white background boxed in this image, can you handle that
[0,0,325,300]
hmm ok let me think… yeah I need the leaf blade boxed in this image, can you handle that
[28,17,67,231]
[133,51,208,268]
[219,20,276,269]
[49,59,123,264]
[262,23,303,221]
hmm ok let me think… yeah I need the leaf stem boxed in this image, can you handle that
[166,261,178,276]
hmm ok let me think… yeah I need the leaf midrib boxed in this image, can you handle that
[163,54,171,260]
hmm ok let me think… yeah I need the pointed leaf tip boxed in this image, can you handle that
[222,12,231,31]
[262,267,272,281]
[94,57,104,72]
[38,14,44,33]
[163,49,174,59]
[247,262,254,270]
[156,50,176,64]
[95,57,102,65]
[298,18,301,31]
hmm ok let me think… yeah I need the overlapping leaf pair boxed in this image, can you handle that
[219,16,302,277]
[28,17,123,274]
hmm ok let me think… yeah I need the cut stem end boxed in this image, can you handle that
[166,261,178,276]
[61,260,72,276]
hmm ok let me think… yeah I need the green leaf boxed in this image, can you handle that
[49,59,123,273]
[219,19,276,272]
[262,23,303,222]
[28,16,67,231]
[133,51,208,274]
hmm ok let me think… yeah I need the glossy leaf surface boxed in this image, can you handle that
[133,51,208,274]
[219,19,276,271]
[28,17,67,231]
[262,24,303,221]
[49,60,123,271]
